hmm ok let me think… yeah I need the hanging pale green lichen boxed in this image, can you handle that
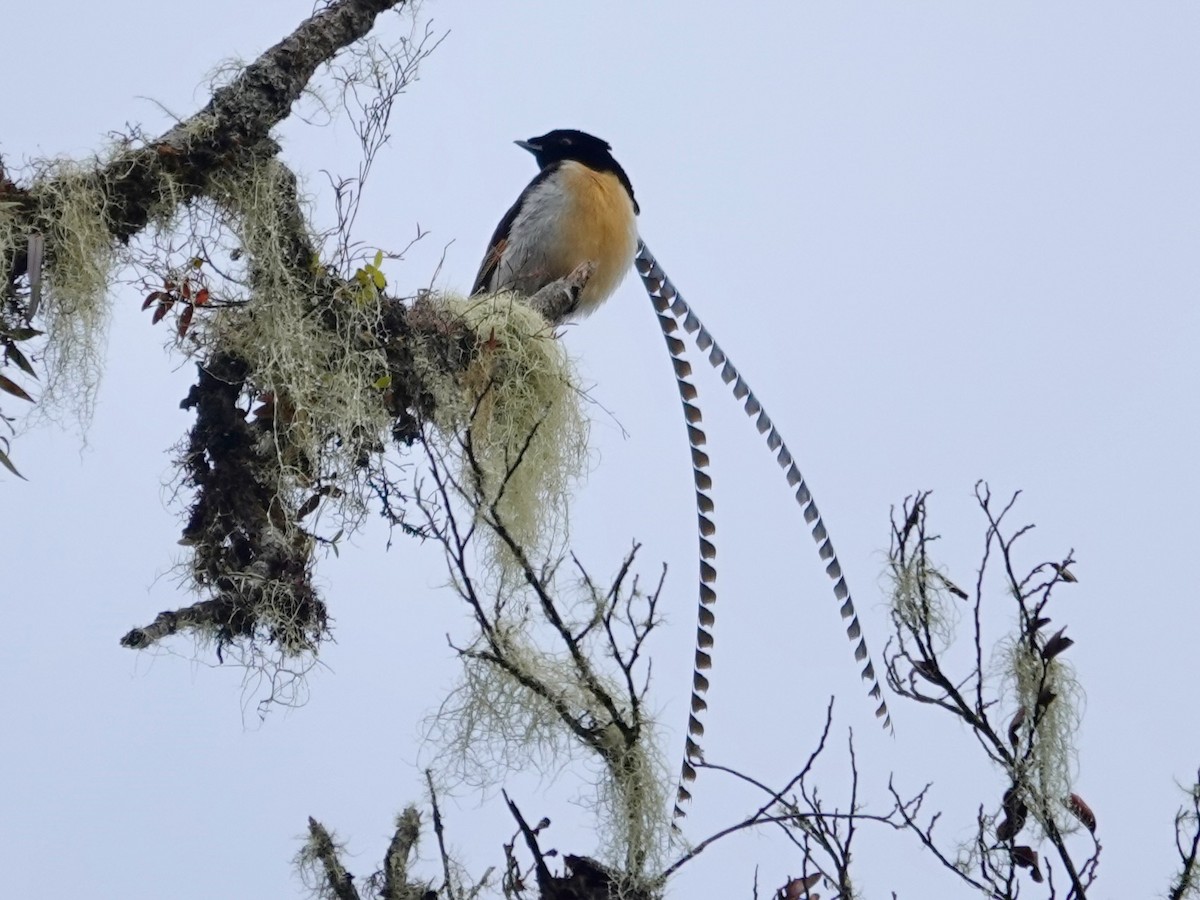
[34,164,115,428]
[412,294,671,877]
[431,625,608,786]
[427,622,672,882]
[0,160,119,429]
[2,143,198,431]
[110,154,393,671]
[411,291,590,578]
[0,199,22,282]
[999,631,1084,836]
[592,719,673,882]
[887,552,959,650]
[201,157,394,528]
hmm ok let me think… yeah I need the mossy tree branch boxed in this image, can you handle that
[413,406,672,885]
[117,266,596,669]
[3,0,409,292]
[4,0,610,677]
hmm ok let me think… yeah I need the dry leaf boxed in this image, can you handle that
[1011,845,1043,882]
[0,373,33,402]
[1066,793,1096,833]
[1041,627,1074,660]
[1008,708,1026,748]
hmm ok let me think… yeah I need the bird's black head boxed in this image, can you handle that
[516,129,614,169]
[516,129,638,213]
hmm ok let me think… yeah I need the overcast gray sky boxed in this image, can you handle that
[3,2,1199,898]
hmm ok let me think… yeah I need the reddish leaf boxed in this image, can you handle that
[252,393,276,421]
[779,874,820,900]
[142,291,164,311]
[1008,708,1026,748]
[912,659,945,685]
[1042,627,1073,660]
[1011,845,1037,866]
[997,787,1028,841]
[0,373,34,402]
[194,287,210,306]
[297,493,321,520]
[1011,845,1043,882]
[996,815,1019,842]
[151,298,173,324]
[177,304,194,337]
[1035,688,1057,715]
[181,280,192,300]
[1066,793,1096,833]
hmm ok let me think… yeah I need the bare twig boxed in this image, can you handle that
[883,487,1094,898]
[1168,772,1200,900]
[426,770,457,900]
[666,701,906,888]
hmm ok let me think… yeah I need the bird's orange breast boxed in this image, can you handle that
[551,162,639,314]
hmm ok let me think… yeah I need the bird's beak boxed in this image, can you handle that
[514,139,540,154]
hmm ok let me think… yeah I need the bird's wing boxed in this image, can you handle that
[471,164,559,296]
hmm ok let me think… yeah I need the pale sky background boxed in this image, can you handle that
[3,2,1199,898]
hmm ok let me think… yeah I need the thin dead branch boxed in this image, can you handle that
[883,487,1097,899]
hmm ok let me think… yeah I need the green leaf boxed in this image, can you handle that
[372,269,386,290]
[0,373,34,402]
[372,374,392,390]
[373,249,384,269]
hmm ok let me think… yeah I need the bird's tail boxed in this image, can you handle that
[633,240,892,820]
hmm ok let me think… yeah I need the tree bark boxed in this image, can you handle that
[4,0,408,289]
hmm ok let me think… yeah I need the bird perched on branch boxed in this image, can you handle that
[472,129,639,319]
